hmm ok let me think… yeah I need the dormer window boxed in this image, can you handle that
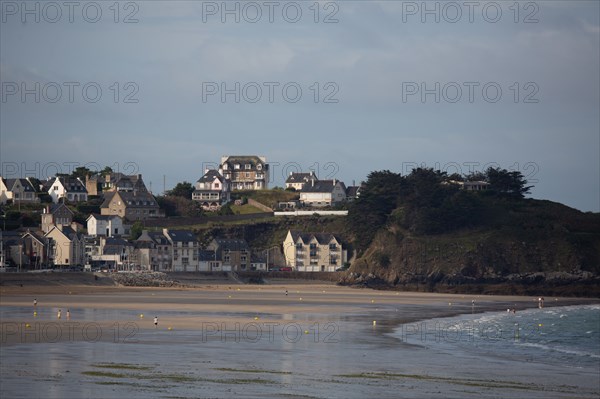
[234,164,240,169]
[257,164,262,170]
[223,164,228,170]
[245,164,251,170]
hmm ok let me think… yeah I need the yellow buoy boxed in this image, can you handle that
[140,314,144,318]
[371,300,375,303]
[304,330,309,334]
[25,323,31,328]
[254,316,259,320]
[372,320,377,326]
[168,327,173,331]
[33,311,37,316]
[538,324,542,327]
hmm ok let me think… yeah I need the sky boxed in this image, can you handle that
[1,0,598,212]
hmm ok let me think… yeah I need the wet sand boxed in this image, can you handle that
[1,282,599,398]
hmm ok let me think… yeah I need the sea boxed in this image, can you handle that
[390,304,600,370]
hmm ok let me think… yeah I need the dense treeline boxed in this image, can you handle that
[347,167,532,253]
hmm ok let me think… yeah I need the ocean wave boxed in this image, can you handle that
[516,342,600,359]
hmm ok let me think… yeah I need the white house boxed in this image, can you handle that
[300,179,347,207]
[192,169,231,210]
[0,177,39,204]
[163,229,200,272]
[48,177,88,203]
[86,214,125,237]
[283,230,347,272]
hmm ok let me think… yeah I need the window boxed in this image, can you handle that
[241,255,247,262]
[224,255,230,263]
[309,243,317,250]
[296,243,303,249]
[257,164,262,170]
[245,172,250,178]
[329,243,338,250]
[234,164,240,169]
[245,164,251,170]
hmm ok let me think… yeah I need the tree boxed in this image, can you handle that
[485,167,532,198]
[167,181,194,199]
[347,170,403,252]
[100,166,113,176]
[130,221,144,240]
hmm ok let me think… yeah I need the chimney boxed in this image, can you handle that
[333,179,337,185]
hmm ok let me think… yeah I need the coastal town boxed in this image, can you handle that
[0,155,357,273]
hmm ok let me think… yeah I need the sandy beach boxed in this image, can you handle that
[1,276,599,398]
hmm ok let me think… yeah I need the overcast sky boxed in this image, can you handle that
[1,1,598,212]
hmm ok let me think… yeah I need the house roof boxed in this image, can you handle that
[300,179,346,193]
[2,178,37,192]
[101,191,158,209]
[212,238,250,251]
[104,237,132,247]
[285,172,316,184]
[21,230,48,245]
[136,230,170,246]
[45,225,82,241]
[165,230,197,243]
[197,169,224,183]
[289,230,341,245]
[221,155,268,170]
[45,203,74,216]
[199,249,217,261]
[56,177,87,193]
[345,186,361,197]
[86,213,120,222]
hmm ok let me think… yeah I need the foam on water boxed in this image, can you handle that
[391,304,600,369]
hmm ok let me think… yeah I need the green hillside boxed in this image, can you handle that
[342,168,600,297]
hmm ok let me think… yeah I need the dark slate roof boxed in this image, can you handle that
[166,230,197,243]
[289,231,341,245]
[199,250,216,261]
[213,238,250,251]
[221,156,268,170]
[136,231,170,246]
[49,203,74,215]
[104,237,132,247]
[197,170,224,183]
[100,192,116,208]
[22,230,48,244]
[101,191,158,208]
[285,172,316,184]
[345,186,361,197]
[58,177,87,193]
[3,178,37,192]
[300,180,346,193]
[59,226,82,241]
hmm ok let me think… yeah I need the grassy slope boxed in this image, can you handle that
[348,198,600,295]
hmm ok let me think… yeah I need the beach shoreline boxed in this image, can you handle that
[2,277,599,398]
